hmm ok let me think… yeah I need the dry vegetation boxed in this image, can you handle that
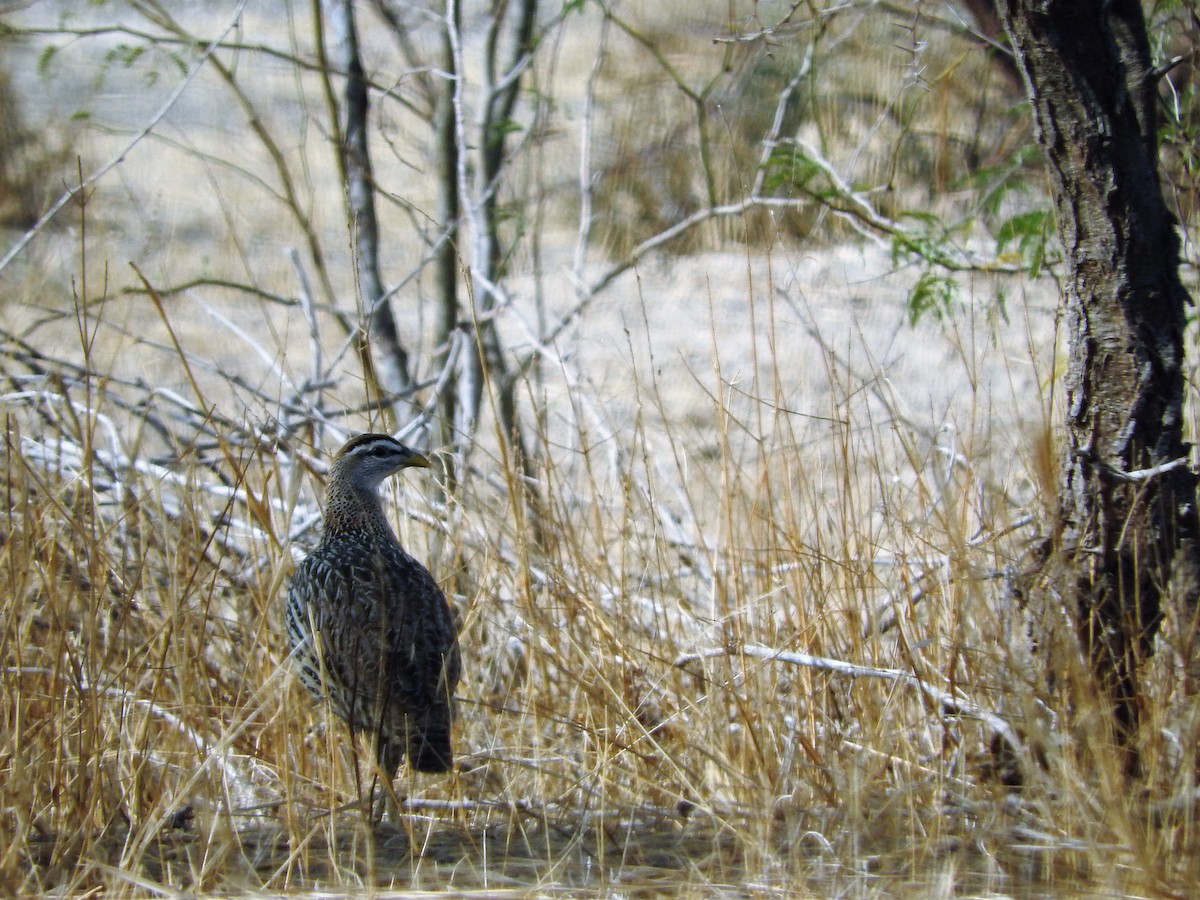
[0,1,1199,897]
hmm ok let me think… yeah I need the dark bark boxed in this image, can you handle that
[998,0,1200,770]
[462,0,542,514]
[327,0,414,423]
[434,0,462,474]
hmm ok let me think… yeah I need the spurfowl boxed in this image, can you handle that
[285,433,460,789]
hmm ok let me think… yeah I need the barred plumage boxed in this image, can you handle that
[285,434,460,778]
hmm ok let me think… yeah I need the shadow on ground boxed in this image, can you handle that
[17,801,1097,898]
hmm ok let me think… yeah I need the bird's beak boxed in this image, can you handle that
[406,450,432,469]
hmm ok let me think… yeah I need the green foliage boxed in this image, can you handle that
[36,43,57,77]
[763,146,825,194]
[996,208,1052,277]
[890,213,961,271]
[891,225,957,326]
[970,150,1041,218]
[107,42,146,72]
[905,271,959,326]
[487,116,525,145]
[100,41,188,86]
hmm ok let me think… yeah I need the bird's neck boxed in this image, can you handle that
[322,480,395,538]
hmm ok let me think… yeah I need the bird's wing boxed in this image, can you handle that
[377,550,460,710]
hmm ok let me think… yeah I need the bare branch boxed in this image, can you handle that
[675,642,1033,777]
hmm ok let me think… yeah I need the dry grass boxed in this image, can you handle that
[1,1,1199,897]
[4,243,1198,897]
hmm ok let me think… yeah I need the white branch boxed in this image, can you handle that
[675,642,1026,761]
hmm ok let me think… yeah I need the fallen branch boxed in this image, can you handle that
[675,642,1032,779]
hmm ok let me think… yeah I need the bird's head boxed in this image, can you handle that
[330,433,431,493]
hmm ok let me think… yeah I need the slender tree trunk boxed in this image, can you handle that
[998,0,1200,771]
[473,0,539,491]
[326,0,414,425]
[434,0,462,475]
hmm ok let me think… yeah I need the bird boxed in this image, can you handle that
[285,433,461,796]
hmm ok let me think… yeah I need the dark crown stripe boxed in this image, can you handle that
[336,432,403,458]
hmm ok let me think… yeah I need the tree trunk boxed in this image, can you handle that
[326,0,415,425]
[998,0,1200,771]
[474,0,539,495]
[434,0,462,481]
[448,0,543,527]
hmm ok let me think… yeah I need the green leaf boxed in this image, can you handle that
[37,44,58,77]
[900,210,940,225]
[906,272,958,326]
[762,147,825,194]
[890,230,956,270]
[995,208,1054,275]
[487,118,525,143]
[996,209,1050,253]
[106,42,146,69]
